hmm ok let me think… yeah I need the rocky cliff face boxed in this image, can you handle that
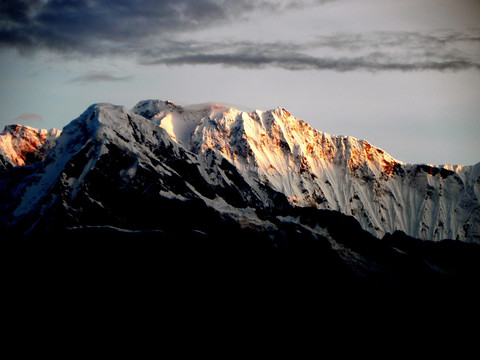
[0,124,61,170]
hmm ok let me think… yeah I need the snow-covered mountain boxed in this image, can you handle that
[132,100,480,243]
[0,124,61,170]
[1,103,287,234]
[1,100,479,244]
[2,100,479,285]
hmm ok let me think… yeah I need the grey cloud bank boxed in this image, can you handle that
[143,31,480,72]
[1,0,479,73]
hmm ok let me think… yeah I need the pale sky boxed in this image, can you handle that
[1,0,479,165]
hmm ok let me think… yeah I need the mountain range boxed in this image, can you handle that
[1,100,479,286]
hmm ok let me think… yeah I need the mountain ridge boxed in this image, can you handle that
[131,100,480,242]
[2,100,480,286]
[0,124,61,170]
[1,100,479,243]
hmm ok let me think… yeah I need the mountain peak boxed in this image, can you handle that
[0,124,61,168]
[127,99,478,241]
[132,99,182,120]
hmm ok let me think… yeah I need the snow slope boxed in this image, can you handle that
[133,100,480,243]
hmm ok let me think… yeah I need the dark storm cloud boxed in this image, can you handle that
[0,0,329,54]
[1,0,479,72]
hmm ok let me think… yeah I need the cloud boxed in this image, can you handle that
[141,31,480,72]
[12,113,43,124]
[67,72,134,83]
[0,0,328,55]
[1,1,479,72]
[152,53,480,72]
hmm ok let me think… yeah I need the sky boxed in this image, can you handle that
[0,0,479,165]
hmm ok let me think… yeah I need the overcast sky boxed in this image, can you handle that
[1,0,479,165]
